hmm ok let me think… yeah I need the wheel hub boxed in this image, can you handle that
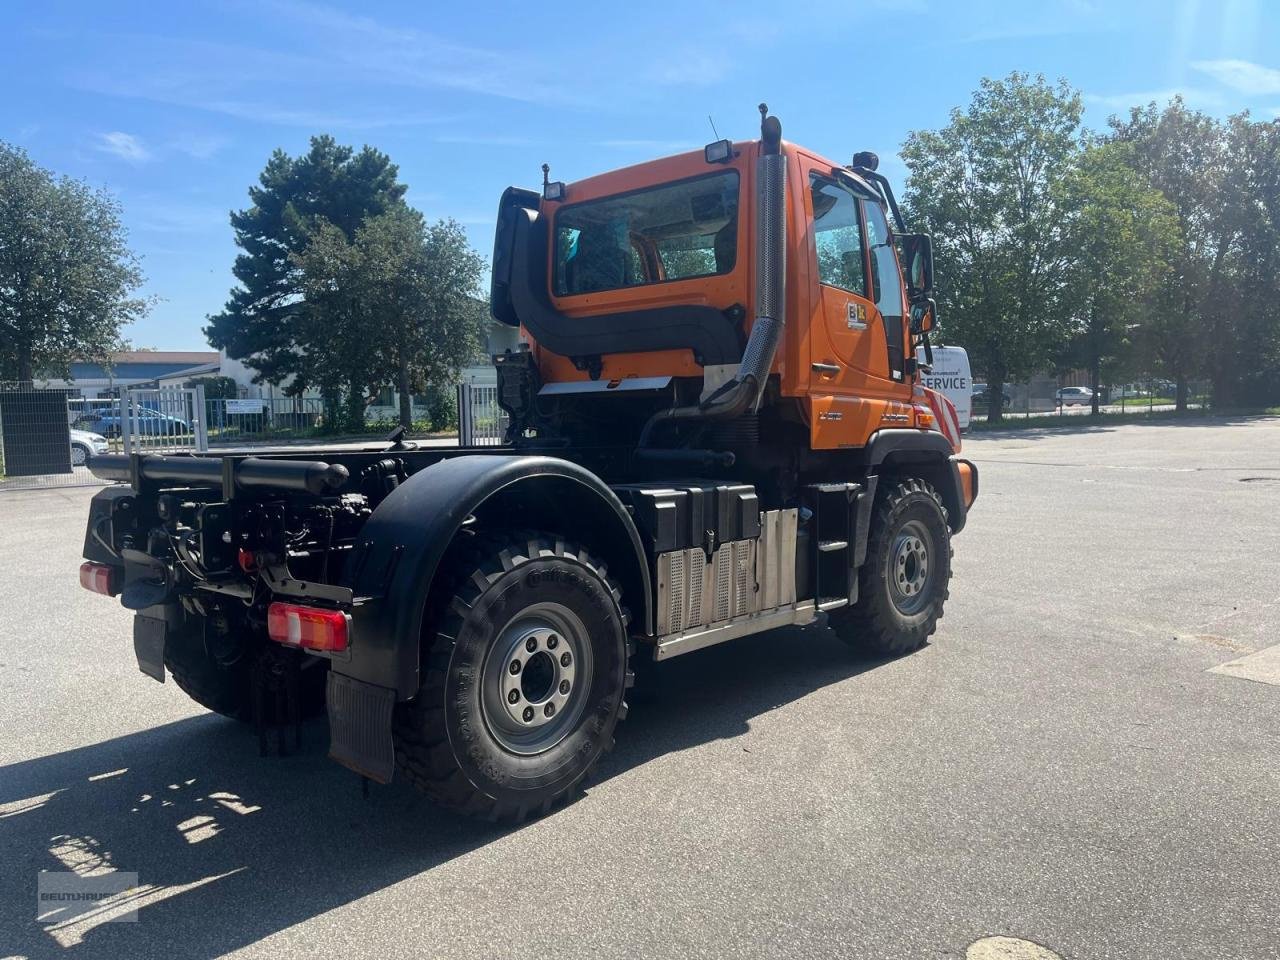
[889,520,933,615]
[498,626,578,729]
[481,603,592,755]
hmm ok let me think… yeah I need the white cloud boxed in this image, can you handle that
[168,134,227,159]
[1190,58,1280,95]
[1083,88,1224,111]
[95,131,151,163]
[596,139,695,152]
[647,52,729,87]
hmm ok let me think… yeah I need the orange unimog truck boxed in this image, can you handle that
[80,106,977,820]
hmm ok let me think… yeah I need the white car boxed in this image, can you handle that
[1056,386,1094,407]
[70,428,109,466]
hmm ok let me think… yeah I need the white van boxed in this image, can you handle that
[916,345,972,431]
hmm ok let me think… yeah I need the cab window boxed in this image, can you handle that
[809,174,867,296]
[863,199,906,380]
[864,200,903,322]
[554,171,739,296]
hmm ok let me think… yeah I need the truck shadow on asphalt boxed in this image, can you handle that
[2,623,882,959]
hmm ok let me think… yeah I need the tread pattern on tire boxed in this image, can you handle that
[830,477,952,656]
[393,529,633,823]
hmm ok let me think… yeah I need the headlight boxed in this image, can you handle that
[89,434,107,443]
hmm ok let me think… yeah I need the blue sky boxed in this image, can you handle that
[3,0,1279,351]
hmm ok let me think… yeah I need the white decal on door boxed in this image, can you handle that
[846,302,867,331]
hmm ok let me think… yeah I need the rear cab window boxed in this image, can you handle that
[554,170,740,296]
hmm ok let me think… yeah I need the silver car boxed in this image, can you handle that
[1056,386,1094,407]
[70,428,110,466]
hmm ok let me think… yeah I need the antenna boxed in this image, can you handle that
[707,115,720,141]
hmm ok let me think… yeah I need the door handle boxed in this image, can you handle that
[811,362,840,375]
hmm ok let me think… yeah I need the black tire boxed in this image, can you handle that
[165,632,327,721]
[70,443,90,467]
[394,530,632,822]
[829,478,952,657]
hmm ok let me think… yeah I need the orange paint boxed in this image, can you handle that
[525,139,927,451]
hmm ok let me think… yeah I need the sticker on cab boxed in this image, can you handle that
[846,302,867,331]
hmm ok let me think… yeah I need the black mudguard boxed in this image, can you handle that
[338,454,651,701]
[865,429,976,534]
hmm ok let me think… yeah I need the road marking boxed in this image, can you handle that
[1209,644,1280,687]
[967,936,1063,959]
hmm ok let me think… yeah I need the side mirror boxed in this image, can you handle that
[910,298,936,335]
[899,233,934,297]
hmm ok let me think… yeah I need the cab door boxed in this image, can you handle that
[802,165,906,446]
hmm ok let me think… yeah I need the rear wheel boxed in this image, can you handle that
[829,478,951,656]
[394,531,632,821]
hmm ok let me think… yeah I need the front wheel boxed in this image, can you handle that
[829,478,952,657]
[394,531,632,821]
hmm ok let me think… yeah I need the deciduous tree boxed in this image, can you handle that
[901,73,1083,422]
[0,142,146,381]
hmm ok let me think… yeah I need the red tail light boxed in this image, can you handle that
[266,602,350,653]
[79,561,118,597]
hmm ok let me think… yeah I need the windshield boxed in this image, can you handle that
[553,170,740,296]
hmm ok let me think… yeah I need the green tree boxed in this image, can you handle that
[184,375,239,400]
[205,135,407,411]
[1058,142,1181,415]
[1106,99,1252,409]
[0,142,146,381]
[901,73,1084,422]
[292,209,485,429]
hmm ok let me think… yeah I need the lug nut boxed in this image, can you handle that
[560,652,571,667]
[508,689,520,704]
[559,680,570,695]
[522,706,534,722]
[544,703,556,717]
[525,637,537,653]
[509,660,521,675]
[547,634,559,649]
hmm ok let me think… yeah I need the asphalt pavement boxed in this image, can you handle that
[2,416,1278,960]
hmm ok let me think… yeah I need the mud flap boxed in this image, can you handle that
[327,672,396,784]
[133,614,167,683]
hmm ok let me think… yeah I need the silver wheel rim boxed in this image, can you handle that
[71,445,87,466]
[889,519,933,616]
[480,601,593,755]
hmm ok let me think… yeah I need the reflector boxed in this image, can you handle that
[267,602,350,653]
[79,561,117,597]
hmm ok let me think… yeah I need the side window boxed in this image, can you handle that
[863,200,903,321]
[863,200,906,380]
[809,174,866,296]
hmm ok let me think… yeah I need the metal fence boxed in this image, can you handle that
[118,386,207,455]
[205,396,329,447]
[457,383,507,446]
[0,382,104,491]
[970,377,1212,423]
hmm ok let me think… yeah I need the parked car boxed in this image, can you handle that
[971,383,1011,409]
[84,407,191,438]
[69,429,109,467]
[1056,386,1094,407]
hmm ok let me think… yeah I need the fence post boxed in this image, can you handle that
[120,390,134,454]
[193,384,209,452]
[457,383,472,447]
